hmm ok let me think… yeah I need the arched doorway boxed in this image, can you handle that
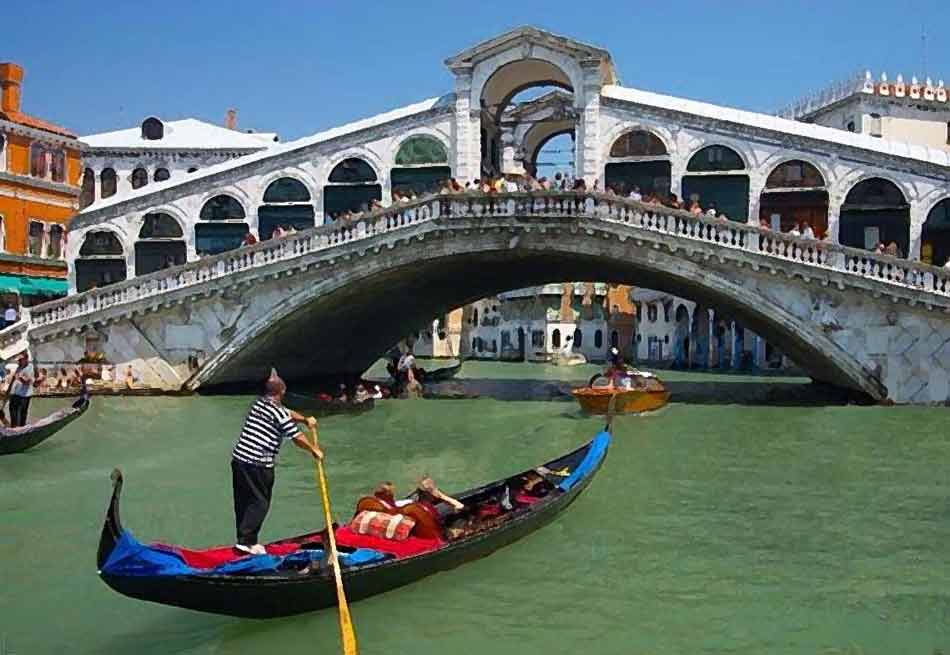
[478,59,575,177]
[76,231,126,292]
[682,145,749,221]
[839,178,909,255]
[604,130,671,199]
[259,178,314,240]
[134,213,186,275]
[323,158,381,221]
[760,160,829,237]
[391,136,451,196]
[921,199,950,266]
[196,195,249,255]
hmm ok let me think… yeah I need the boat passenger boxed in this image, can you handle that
[372,481,397,509]
[353,384,371,404]
[335,383,348,403]
[230,369,324,556]
[604,347,631,389]
[411,475,465,512]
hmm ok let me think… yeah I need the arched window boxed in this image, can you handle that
[611,330,619,348]
[100,168,117,198]
[324,158,381,221]
[761,160,829,237]
[840,178,909,255]
[392,136,451,196]
[80,168,96,209]
[573,328,583,347]
[154,168,170,182]
[552,328,561,349]
[869,113,882,138]
[647,304,658,322]
[605,130,671,198]
[472,308,479,326]
[609,130,667,158]
[197,195,249,255]
[683,145,749,221]
[765,161,825,189]
[131,167,149,190]
[135,213,186,276]
[687,145,745,172]
[259,177,314,240]
[921,199,950,266]
[30,143,46,178]
[76,231,127,292]
[594,330,603,349]
[141,117,164,140]
[29,143,63,180]
[48,224,65,259]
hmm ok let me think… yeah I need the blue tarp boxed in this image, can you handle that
[101,530,388,577]
[558,431,611,492]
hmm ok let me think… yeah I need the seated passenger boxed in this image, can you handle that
[372,481,397,509]
[518,471,554,500]
[411,475,465,512]
[353,384,371,404]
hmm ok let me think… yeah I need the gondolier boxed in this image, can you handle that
[8,352,35,427]
[231,368,324,555]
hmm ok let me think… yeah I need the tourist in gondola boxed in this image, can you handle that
[7,352,35,427]
[230,368,324,555]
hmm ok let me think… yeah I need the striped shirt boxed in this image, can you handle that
[231,397,300,468]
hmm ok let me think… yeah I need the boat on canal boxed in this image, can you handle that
[420,358,465,382]
[0,391,90,455]
[96,430,611,618]
[573,370,670,415]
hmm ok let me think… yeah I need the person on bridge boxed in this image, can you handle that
[230,368,324,555]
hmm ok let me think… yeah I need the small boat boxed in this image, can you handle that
[420,358,464,383]
[0,392,90,455]
[573,371,670,415]
[96,430,611,618]
[551,352,587,367]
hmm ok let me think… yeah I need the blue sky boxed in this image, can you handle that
[7,1,949,139]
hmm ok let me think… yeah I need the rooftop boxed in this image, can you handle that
[81,118,279,151]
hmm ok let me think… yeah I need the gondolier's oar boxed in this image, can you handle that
[308,423,358,655]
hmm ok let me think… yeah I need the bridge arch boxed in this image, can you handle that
[604,126,673,199]
[187,223,886,400]
[196,194,249,255]
[259,176,316,239]
[921,198,950,266]
[759,158,830,237]
[323,155,383,219]
[683,143,750,221]
[390,133,452,196]
[839,176,910,255]
[134,212,186,276]
[73,226,131,292]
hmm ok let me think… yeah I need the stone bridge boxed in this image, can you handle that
[19,192,950,403]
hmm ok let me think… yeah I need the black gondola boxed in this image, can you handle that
[421,358,464,383]
[0,392,90,455]
[96,430,611,618]
[288,395,376,417]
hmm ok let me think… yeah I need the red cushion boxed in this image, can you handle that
[350,510,415,542]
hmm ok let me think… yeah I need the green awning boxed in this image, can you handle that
[0,274,67,296]
[20,277,68,296]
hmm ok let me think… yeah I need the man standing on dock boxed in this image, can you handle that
[230,368,324,555]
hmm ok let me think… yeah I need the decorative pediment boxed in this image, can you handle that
[445,26,617,83]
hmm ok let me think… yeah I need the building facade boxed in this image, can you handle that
[0,62,78,308]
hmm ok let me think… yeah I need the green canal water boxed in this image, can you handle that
[2,364,949,654]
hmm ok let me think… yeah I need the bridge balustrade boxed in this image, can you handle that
[21,191,950,332]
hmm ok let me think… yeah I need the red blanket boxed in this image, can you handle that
[153,542,301,569]
[334,526,443,558]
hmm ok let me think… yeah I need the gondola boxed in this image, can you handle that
[0,391,90,455]
[420,358,464,382]
[96,429,611,618]
[285,392,377,417]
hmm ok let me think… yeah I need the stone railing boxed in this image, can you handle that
[0,315,31,360]
[28,191,950,331]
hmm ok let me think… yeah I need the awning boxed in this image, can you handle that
[0,274,68,296]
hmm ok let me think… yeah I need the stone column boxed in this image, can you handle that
[451,68,480,183]
[747,170,767,225]
[908,200,928,261]
[826,191,844,245]
[575,62,602,185]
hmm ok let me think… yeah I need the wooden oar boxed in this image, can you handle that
[308,424,358,655]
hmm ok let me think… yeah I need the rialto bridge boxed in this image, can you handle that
[6,26,950,403]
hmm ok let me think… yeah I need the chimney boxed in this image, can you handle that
[225,108,237,130]
[0,62,24,114]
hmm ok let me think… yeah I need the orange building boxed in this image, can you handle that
[0,62,77,309]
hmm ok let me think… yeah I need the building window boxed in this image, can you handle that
[647,304,658,322]
[552,328,561,349]
[846,117,856,132]
[100,168,117,198]
[28,221,45,257]
[187,167,198,173]
[869,113,882,138]
[0,215,5,252]
[49,225,64,259]
[594,330,603,349]
[131,168,149,189]
[0,134,5,171]
[573,328,583,347]
[531,330,544,347]
[80,168,96,208]
[611,330,619,348]
[154,168,170,182]
[29,143,65,181]
[141,117,164,141]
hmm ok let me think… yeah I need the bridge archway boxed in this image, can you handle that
[187,223,886,401]
[134,212,186,276]
[760,159,829,237]
[75,230,127,292]
[391,135,451,196]
[604,129,672,199]
[839,177,909,255]
[920,198,950,266]
[196,195,249,255]
[682,145,749,221]
[323,158,382,220]
[259,177,315,239]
